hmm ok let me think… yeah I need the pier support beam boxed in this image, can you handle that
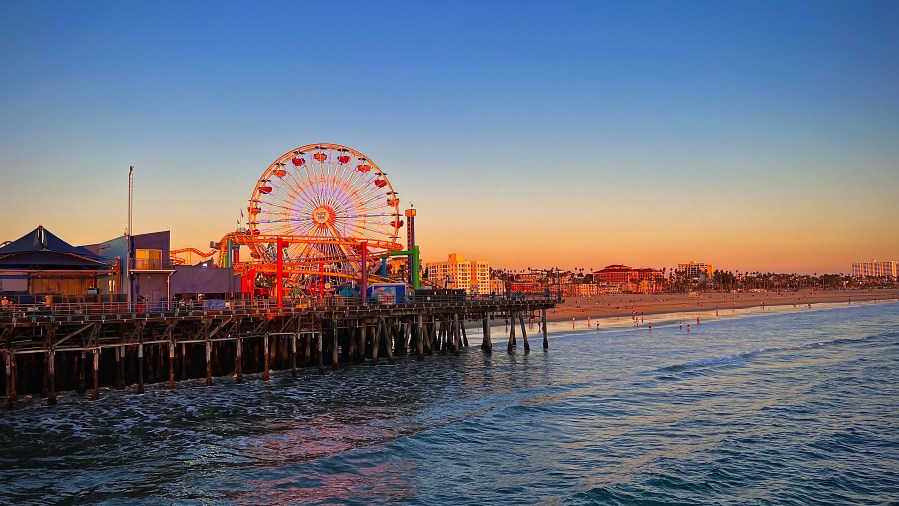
[332,327,339,370]
[452,314,461,356]
[481,317,492,353]
[347,326,357,363]
[519,313,530,353]
[235,337,243,383]
[371,323,380,365]
[137,342,145,394]
[77,351,86,394]
[205,340,213,386]
[508,312,517,352]
[115,346,125,390]
[46,350,57,405]
[262,334,270,381]
[381,318,395,365]
[290,334,297,378]
[169,342,176,388]
[427,319,436,355]
[403,322,412,357]
[542,309,548,349]
[417,315,425,359]
[180,343,187,380]
[4,351,15,410]
[91,349,99,400]
[356,325,365,364]
[316,331,324,375]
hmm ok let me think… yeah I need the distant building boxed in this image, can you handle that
[425,253,492,295]
[593,264,662,293]
[677,261,714,282]
[852,260,898,278]
[594,264,635,284]
[562,283,599,297]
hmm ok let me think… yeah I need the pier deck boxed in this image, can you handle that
[1,298,556,409]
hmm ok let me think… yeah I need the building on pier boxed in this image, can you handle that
[84,230,244,305]
[0,225,114,300]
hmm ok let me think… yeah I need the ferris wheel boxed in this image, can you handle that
[246,143,404,289]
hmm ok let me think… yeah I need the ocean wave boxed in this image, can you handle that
[651,332,893,376]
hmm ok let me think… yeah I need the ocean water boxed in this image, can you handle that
[2,301,898,505]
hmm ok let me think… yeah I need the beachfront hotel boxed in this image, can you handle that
[852,260,898,279]
[593,264,663,293]
[676,261,714,281]
[425,253,492,295]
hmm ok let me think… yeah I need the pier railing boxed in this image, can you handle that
[0,294,559,321]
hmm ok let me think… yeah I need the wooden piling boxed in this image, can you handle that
[44,350,56,405]
[115,346,125,389]
[542,309,548,349]
[205,339,213,386]
[234,337,243,383]
[4,351,14,410]
[77,351,86,394]
[91,349,99,400]
[404,322,412,357]
[508,312,517,352]
[263,334,270,381]
[180,343,187,380]
[332,327,339,370]
[137,342,145,394]
[316,331,324,375]
[347,325,357,363]
[371,323,380,365]
[290,334,297,378]
[417,315,425,359]
[169,341,176,388]
[452,314,461,356]
[427,319,436,355]
[519,313,530,352]
[481,317,492,353]
[357,325,366,364]
[460,320,469,348]
[381,318,395,365]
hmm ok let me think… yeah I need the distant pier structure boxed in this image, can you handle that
[1,297,554,409]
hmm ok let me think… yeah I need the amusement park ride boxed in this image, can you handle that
[170,143,421,306]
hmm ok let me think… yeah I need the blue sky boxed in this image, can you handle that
[1,1,897,273]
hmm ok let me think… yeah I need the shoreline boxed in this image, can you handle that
[544,288,899,324]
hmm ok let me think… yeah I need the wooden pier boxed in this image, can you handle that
[1,298,555,409]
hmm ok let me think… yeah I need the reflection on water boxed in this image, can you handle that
[1,301,898,505]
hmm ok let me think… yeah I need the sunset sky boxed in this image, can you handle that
[1,1,897,274]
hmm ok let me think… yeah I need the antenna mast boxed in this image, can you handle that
[127,166,134,308]
[128,166,133,238]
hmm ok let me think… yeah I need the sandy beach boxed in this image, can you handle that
[546,288,899,324]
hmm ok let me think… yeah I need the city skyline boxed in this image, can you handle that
[2,1,897,274]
